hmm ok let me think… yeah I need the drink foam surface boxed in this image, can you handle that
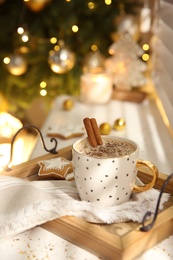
[76,138,136,158]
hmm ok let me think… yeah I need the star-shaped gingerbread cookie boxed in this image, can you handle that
[38,157,74,180]
[47,124,84,139]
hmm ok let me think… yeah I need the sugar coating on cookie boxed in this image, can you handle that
[38,157,73,179]
[47,124,84,139]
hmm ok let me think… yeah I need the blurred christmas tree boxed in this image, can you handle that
[0,0,142,122]
[105,33,147,89]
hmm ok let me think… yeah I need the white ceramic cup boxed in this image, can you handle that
[72,136,158,207]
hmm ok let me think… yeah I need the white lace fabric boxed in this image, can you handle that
[0,175,170,241]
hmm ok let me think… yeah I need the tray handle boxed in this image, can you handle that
[140,172,173,231]
[3,125,58,172]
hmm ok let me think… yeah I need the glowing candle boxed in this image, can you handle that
[80,73,113,104]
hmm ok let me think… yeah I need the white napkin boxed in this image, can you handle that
[0,175,170,241]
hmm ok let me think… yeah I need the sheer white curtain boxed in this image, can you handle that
[152,0,173,129]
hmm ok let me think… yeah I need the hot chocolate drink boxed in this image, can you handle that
[72,136,158,206]
[76,138,136,158]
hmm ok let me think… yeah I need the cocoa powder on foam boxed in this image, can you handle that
[76,139,136,158]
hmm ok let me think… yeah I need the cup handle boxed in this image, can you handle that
[132,159,159,193]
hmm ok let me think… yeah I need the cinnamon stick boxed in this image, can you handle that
[90,118,103,146]
[83,117,103,147]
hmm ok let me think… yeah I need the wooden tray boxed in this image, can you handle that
[1,146,173,260]
[112,88,146,103]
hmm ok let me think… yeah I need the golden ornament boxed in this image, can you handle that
[24,0,51,12]
[99,123,111,135]
[6,54,27,76]
[83,50,105,73]
[48,47,75,74]
[113,118,126,130]
[63,99,74,110]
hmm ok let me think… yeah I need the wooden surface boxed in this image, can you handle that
[112,89,146,103]
[1,146,173,260]
[1,146,72,179]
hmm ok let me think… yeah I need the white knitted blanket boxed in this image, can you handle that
[0,175,169,241]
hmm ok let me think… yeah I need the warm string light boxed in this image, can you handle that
[50,37,57,44]
[142,53,149,61]
[17,27,24,34]
[11,22,77,90]
[142,43,150,61]
[105,0,112,5]
[72,25,79,33]
[40,81,47,88]
[54,45,60,51]
[3,57,10,65]
[40,81,47,96]
[17,26,29,42]
[91,44,98,51]
[88,2,95,9]
[6,0,131,98]
[40,89,47,96]
[16,0,114,57]
[142,43,149,51]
